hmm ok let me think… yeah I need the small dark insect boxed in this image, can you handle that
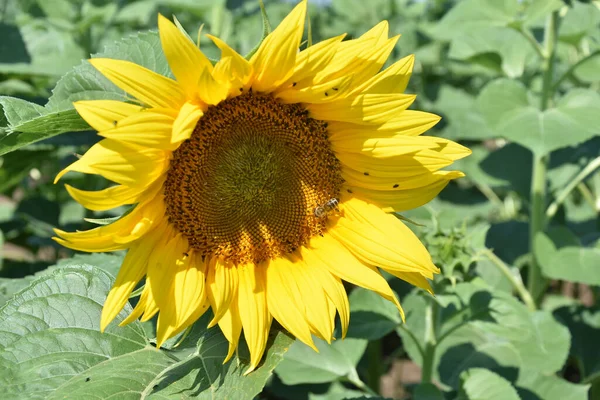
[393,184,399,188]
[314,198,340,218]
[85,377,91,382]
[364,172,369,176]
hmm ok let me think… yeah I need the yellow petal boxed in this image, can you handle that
[73,100,143,132]
[55,139,167,187]
[217,294,242,363]
[99,109,176,150]
[250,0,307,92]
[266,257,316,349]
[344,171,463,212]
[342,169,464,191]
[288,254,335,342]
[100,222,167,331]
[300,254,350,338]
[53,198,165,252]
[307,93,416,125]
[89,58,185,109]
[341,197,440,277]
[276,75,352,104]
[172,102,203,143]
[355,54,415,95]
[146,232,188,315]
[305,234,403,318]
[197,67,229,105]
[332,135,440,157]
[65,183,145,212]
[328,111,441,141]
[208,34,252,89]
[120,283,159,326]
[237,262,271,374]
[158,14,212,98]
[206,256,238,327]
[281,34,346,88]
[336,148,454,179]
[156,251,209,346]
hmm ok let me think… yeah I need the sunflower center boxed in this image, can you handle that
[164,91,343,264]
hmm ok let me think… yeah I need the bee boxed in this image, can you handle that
[314,198,339,219]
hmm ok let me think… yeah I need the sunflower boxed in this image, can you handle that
[54,0,469,373]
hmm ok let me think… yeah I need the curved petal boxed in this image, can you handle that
[266,257,316,349]
[65,183,147,211]
[99,109,177,150]
[172,102,203,143]
[217,293,242,363]
[55,139,167,187]
[237,262,271,374]
[206,256,239,327]
[74,100,143,132]
[158,14,213,99]
[89,58,185,109]
[250,0,307,92]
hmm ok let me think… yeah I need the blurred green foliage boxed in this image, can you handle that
[1,0,600,399]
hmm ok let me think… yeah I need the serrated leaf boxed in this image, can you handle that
[0,265,150,399]
[275,337,368,385]
[145,327,294,399]
[0,31,172,155]
[478,79,600,156]
[458,368,520,400]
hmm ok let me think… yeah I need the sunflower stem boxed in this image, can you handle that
[483,249,536,312]
[420,297,437,384]
[546,155,600,220]
[366,339,383,393]
[528,11,559,305]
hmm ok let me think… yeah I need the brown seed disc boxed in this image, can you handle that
[163,91,343,264]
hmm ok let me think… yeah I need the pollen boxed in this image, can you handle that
[164,91,343,264]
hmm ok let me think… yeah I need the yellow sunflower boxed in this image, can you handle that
[54,0,469,373]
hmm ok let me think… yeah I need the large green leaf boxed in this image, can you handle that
[478,79,600,156]
[398,280,571,390]
[0,258,292,399]
[275,337,368,385]
[346,287,401,340]
[534,232,600,285]
[516,369,589,400]
[0,31,170,156]
[448,27,534,77]
[554,305,600,381]
[0,265,154,399]
[428,0,519,40]
[458,368,520,400]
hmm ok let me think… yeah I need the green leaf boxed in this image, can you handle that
[414,383,444,400]
[516,369,589,400]
[275,337,368,385]
[559,2,600,44]
[56,252,125,278]
[521,0,563,27]
[458,368,520,400]
[0,30,171,155]
[429,0,519,40]
[143,328,294,399]
[0,266,152,399]
[0,21,85,76]
[554,305,600,380]
[433,86,495,141]
[534,232,600,285]
[448,27,534,77]
[347,287,401,340]
[478,79,600,156]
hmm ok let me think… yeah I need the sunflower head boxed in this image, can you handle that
[54,0,470,374]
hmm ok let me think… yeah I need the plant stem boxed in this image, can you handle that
[366,340,383,393]
[483,249,536,312]
[420,298,437,384]
[547,156,600,219]
[516,26,546,59]
[551,49,600,92]
[528,11,559,305]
